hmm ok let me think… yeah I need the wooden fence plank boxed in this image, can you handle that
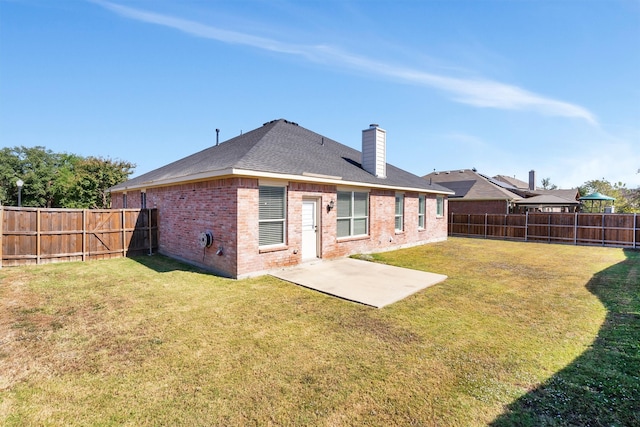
[449,212,639,248]
[0,208,157,267]
[0,206,3,269]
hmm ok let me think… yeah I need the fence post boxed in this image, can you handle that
[525,211,528,242]
[484,213,488,239]
[467,214,471,237]
[574,212,578,245]
[635,213,638,249]
[504,214,507,238]
[36,209,41,265]
[82,210,87,261]
[122,209,127,257]
[602,213,605,246]
[148,208,153,256]
[0,206,3,269]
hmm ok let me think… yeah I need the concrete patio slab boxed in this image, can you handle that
[270,258,447,308]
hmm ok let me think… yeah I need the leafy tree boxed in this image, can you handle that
[541,177,558,190]
[0,146,135,208]
[578,178,638,213]
[73,157,135,208]
[0,146,59,207]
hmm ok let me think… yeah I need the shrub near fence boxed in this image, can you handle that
[0,207,158,267]
[450,212,639,248]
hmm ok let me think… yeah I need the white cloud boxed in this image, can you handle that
[92,0,598,125]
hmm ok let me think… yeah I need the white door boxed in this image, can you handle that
[301,199,318,260]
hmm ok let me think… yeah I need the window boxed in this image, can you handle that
[122,193,127,209]
[418,195,425,229]
[259,186,286,246]
[436,195,444,217]
[141,192,147,209]
[337,191,369,238]
[395,194,404,231]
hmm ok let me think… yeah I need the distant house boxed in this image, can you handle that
[494,171,580,213]
[110,120,453,278]
[423,169,580,214]
[423,169,521,214]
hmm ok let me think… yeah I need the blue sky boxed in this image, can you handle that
[1,0,639,189]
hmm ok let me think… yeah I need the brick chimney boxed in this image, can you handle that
[362,124,386,178]
[528,170,536,191]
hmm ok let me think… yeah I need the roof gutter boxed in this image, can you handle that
[110,168,455,195]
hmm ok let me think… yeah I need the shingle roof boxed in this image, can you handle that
[423,169,521,200]
[534,188,580,202]
[111,119,452,194]
[515,194,580,206]
[493,174,529,189]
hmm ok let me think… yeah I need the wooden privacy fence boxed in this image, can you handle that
[449,212,639,248]
[1,207,158,267]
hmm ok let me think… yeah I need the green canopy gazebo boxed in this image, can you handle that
[579,192,615,213]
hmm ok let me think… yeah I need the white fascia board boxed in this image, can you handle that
[110,167,455,195]
[235,169,455,195]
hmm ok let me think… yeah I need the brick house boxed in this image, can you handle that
[424,169,580,214]
[110,119,453,278]
[423,169,521,214]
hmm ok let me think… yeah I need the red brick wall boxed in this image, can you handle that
[322,190,448,259]
[235,182,338,277]
[112,179,449,278]
[111,190,144,209]
[449,199,508,215]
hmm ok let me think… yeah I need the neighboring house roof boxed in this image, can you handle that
[490,174,581,203]
[514,194,580,207]
[534,188,580,202]
[493,174,529,190]
[423,169,521,201]
[111,119,453,194]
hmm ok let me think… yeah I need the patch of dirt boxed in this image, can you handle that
[338,314,422,346]
[0,273,146,390]
[0,276,55,390]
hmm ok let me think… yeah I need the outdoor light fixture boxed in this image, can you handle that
[327,199,335,212]
[16,179,24,207]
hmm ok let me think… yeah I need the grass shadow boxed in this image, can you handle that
[491,249,640,426]
[127,254,215,275]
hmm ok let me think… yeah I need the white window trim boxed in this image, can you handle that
[395,193,404,232]
[436,195,444,217]
[337,190,369,238]
[418,194,425,229]
[140,190,147,209]
[258,185,287,248]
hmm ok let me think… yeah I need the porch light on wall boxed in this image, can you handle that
[327,199,335,212]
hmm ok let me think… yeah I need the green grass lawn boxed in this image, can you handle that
[1,238,638,426]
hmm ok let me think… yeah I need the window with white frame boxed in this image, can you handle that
[395,193,404,231]
[337,191,369,238]
[418,194,425,229]
[436,195,444,217]
[141,191,147,209]
[259,186,286,246]
[122,193,127,209]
